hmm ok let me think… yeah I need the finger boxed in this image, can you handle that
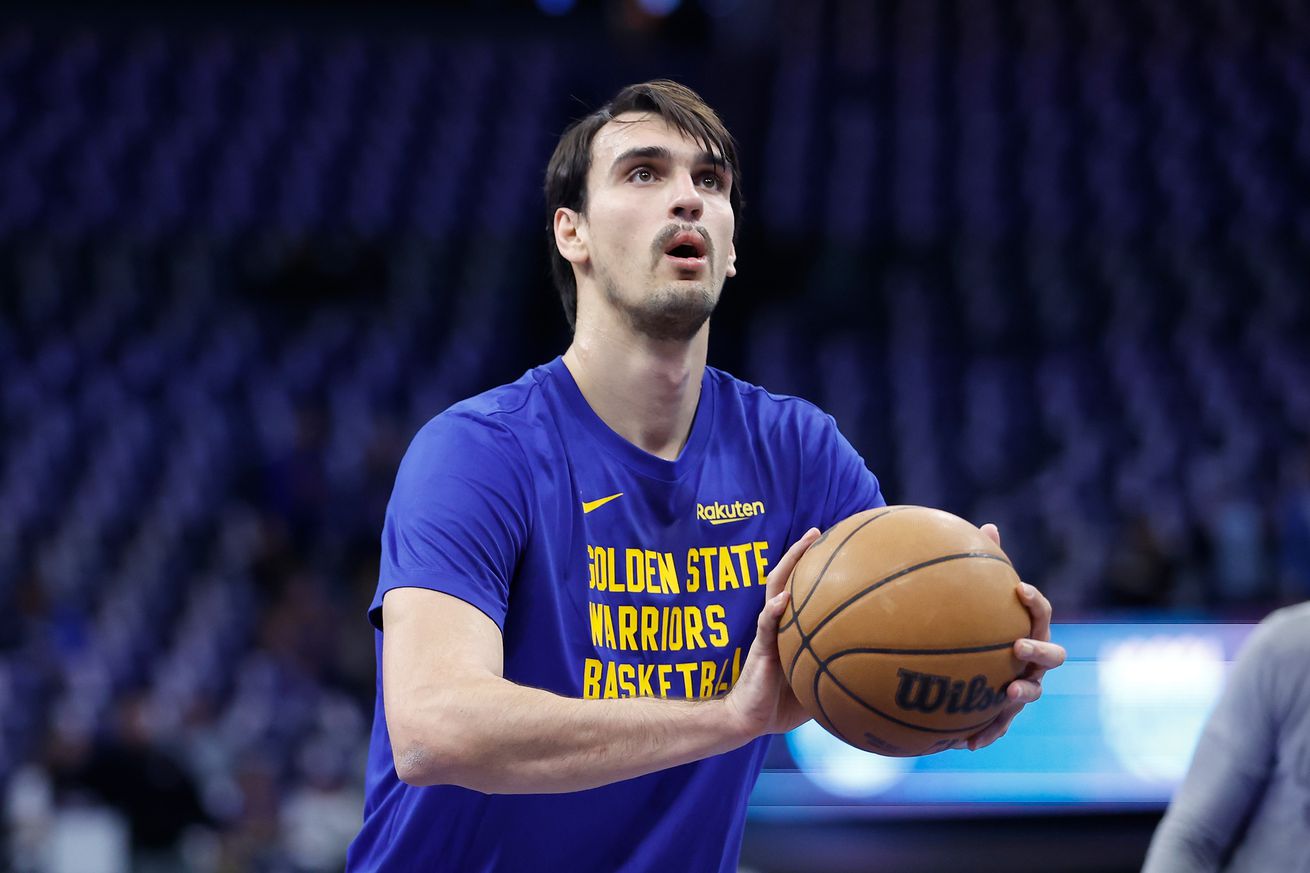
[753,590,790,650]
[765,528,822,599]
[968,705,1019,751]
[1015,638,1066,670]
[980,522,1001,547]
[1005,679,1043,705]
[1017,581,1053,642]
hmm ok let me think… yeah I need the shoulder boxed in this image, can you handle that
[401,367,551,475]
[707,366,835,435]
[1234,602,1310,726]
[1247,602,1310,660]
[449,364,550,421]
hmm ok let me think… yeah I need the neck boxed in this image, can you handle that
[562,321,708,462]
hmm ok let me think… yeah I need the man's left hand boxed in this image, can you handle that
[954,522,1067,751]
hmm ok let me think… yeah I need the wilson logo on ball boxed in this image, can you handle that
[893,668,1007,715]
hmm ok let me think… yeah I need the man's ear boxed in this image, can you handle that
[554,207,588,266]
[725,241,737,278]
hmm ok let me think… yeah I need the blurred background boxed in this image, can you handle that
[1,0,1308,871]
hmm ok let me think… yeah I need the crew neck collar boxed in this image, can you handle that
[543,356,714,483]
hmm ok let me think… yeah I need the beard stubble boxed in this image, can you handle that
[596,223,720,343]
[601,276,717,343]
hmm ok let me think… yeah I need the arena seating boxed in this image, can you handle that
[2,2,1309,868]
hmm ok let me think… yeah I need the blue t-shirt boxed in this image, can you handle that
[348,357,883,873]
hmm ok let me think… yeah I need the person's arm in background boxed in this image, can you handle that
[1140,620,1279,872]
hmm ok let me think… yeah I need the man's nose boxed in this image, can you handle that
[669,172,703,222]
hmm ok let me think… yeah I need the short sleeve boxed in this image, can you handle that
[803,410,885,530]
[370,410,532,632]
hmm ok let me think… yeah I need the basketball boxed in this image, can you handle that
[777,506,1031,757]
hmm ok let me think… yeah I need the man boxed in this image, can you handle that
[1142,601,1310,871]
[346,80,1065,872]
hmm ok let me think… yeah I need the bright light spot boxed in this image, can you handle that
[638,0,682,16]
[785,720,910,798]
[1099,635,1227,783]
[536,0,576,15]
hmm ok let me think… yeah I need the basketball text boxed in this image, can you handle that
[581,538,771,700]
[581,649,744,700]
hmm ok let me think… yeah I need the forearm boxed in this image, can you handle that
[382,540,820,796]
[392,677,754,794]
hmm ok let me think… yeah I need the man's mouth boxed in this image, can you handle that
[663,231,708,266]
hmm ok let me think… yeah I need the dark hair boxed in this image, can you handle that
[543,80,743,330]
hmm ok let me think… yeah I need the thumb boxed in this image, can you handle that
[765,528,822,600]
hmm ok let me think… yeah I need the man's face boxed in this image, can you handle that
[568,111,737,342]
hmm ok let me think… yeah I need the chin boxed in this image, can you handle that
[632,286,717,342]
[599,269,721,341]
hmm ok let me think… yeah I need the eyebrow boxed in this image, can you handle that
[609,145,729,177]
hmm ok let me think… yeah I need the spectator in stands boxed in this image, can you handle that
[48,692,210,873]
[1192,461,1273,612]
[281,736,360,872]
[1105,512,1178,608]
[1142,600,1310,871]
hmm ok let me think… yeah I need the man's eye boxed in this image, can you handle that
[699,174,721,189]
[631,168,655,182]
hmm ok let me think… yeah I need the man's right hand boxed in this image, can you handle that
[723,527,823,740]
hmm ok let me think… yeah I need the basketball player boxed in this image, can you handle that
[1142,600,1310,871]
[346,80,1066,872]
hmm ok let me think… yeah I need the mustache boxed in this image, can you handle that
[650,224,713,267]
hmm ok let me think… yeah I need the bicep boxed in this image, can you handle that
[382,587,505,723]
[381,587,510,785]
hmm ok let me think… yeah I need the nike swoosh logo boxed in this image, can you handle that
[581,492,624,514]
